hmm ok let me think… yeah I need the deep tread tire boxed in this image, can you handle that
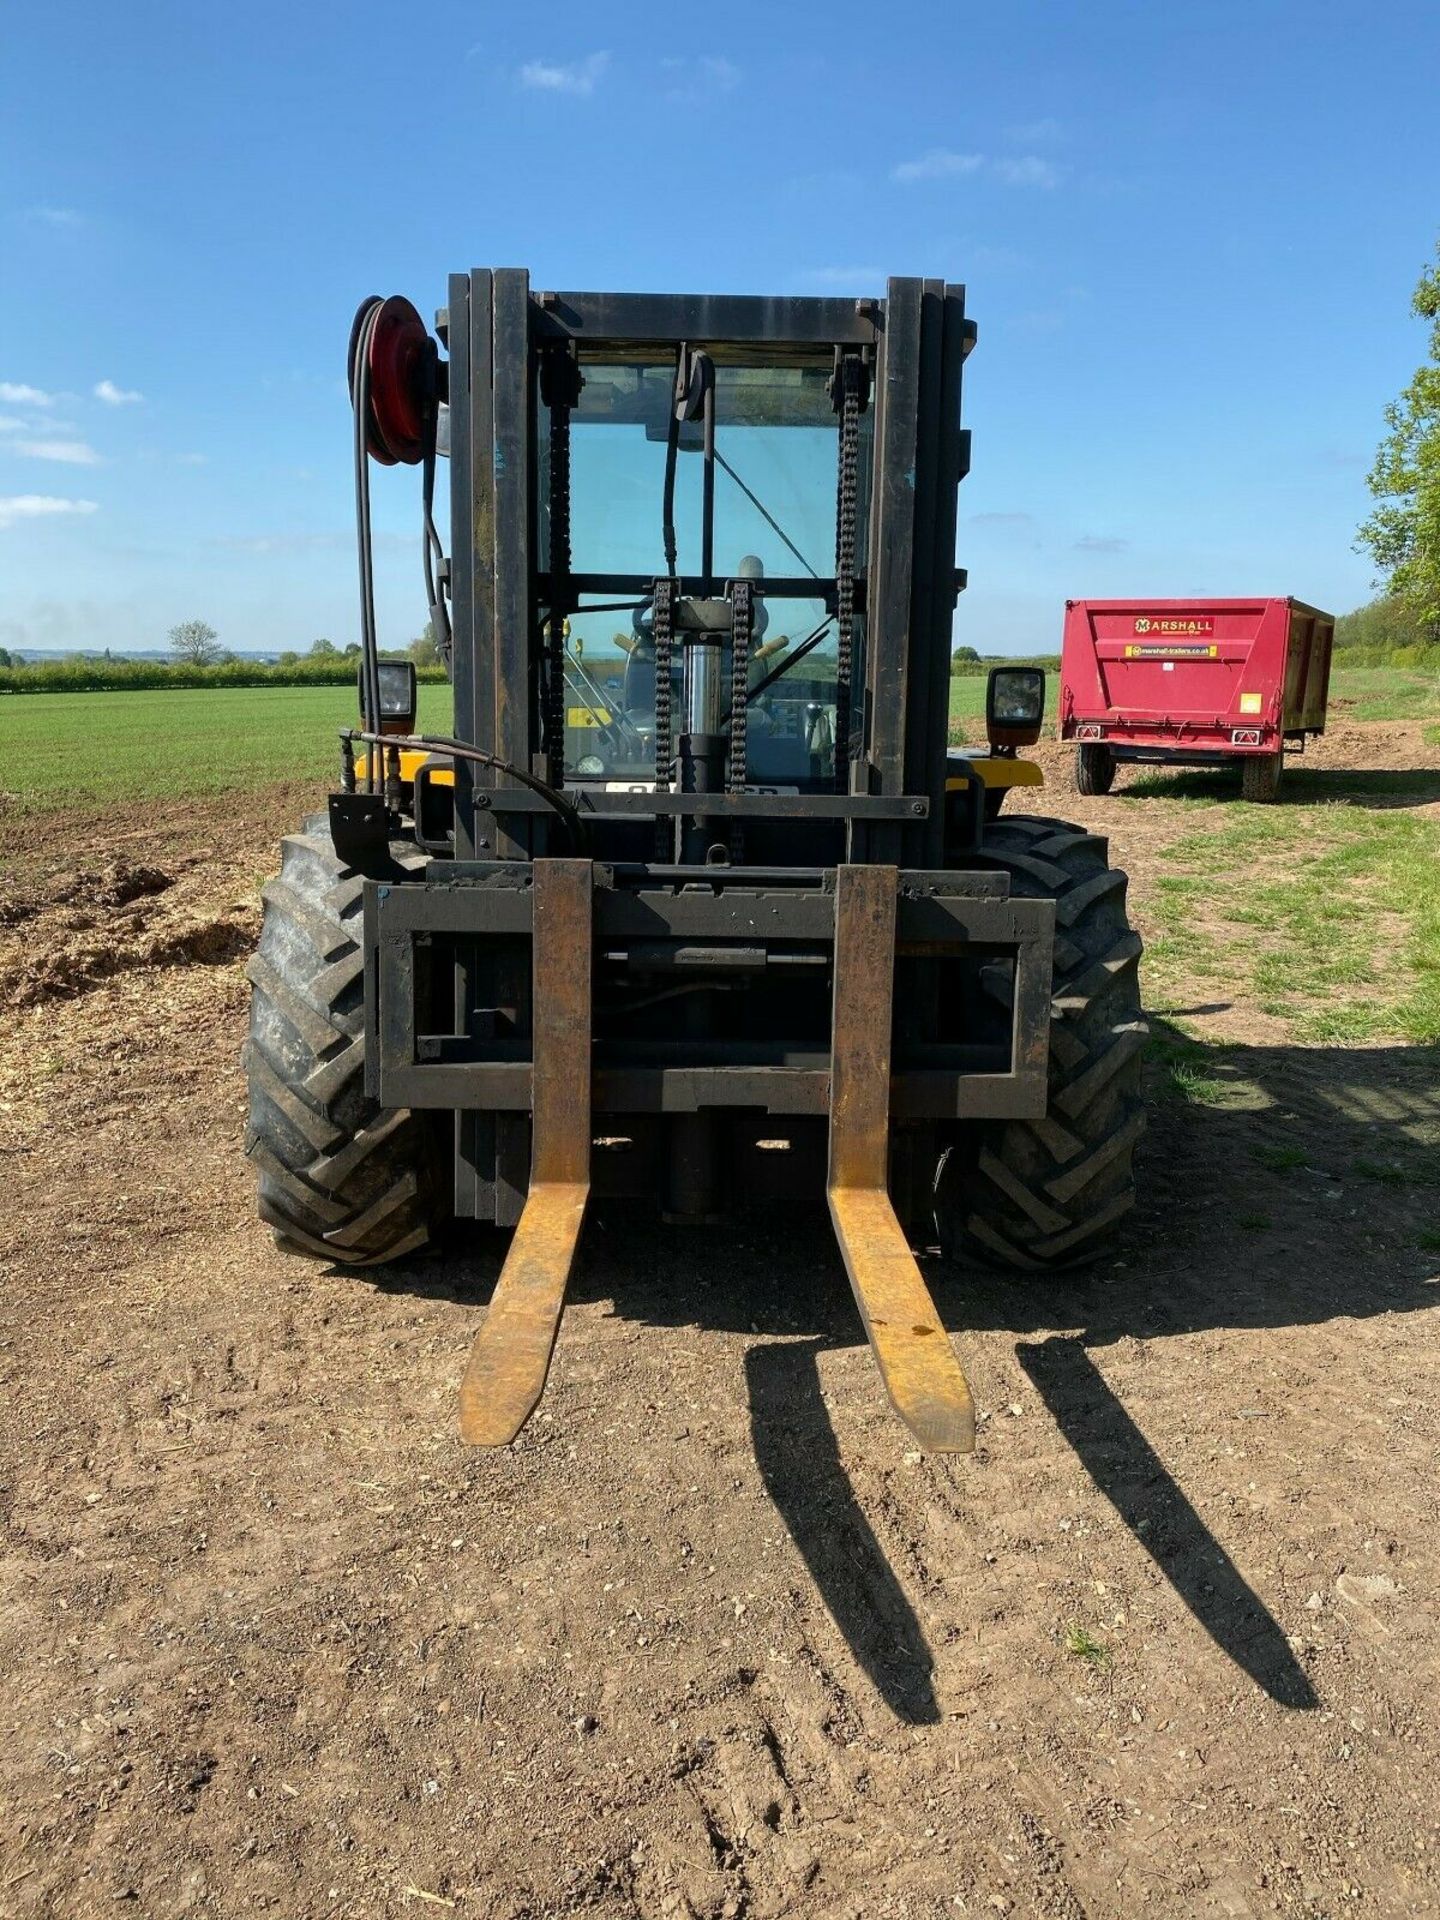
[937,814,1145,1271]
[1074,743,1116,796]
[1240,751,1283,802]
[244,817,445,1265]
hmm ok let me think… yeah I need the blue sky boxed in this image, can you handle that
[1,0,1437,657]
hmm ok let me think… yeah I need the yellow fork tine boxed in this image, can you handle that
[827,863,975,1454]
[457,859,592,1446]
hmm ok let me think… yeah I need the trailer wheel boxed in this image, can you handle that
[934,815,1146,1271]
[1074,743,1116,796]
[243,817,447,1265]
[1240,751,1283,803]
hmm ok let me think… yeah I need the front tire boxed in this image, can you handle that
[1074,743,1116,796]
[244,818,446,1265]
[936,815,1146,1270]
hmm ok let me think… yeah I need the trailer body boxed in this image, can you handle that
[1059,597,1335,768]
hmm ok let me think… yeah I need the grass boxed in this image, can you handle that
[1140,803,1440,1047]
[947,675,992,744]
[1354,1158,1408,1186]
[1063,1622,1112,1670]
[1254,1145,1308,1171]
[1327,664,1440,725]
[1147,1028,1254,1107]
[1418,1228,1440,1254]
[1238,1212,1273,1232]
[0,683,455,815]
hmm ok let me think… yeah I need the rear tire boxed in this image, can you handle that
[1240,751,1283,802]
[1074,743,1116,796]
[935,814,1146,1271]
[244,817,447,1265]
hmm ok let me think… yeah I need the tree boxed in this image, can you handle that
[169,619,221,666]
[309,637,338,657]
[0,646,12,668]
[409,620,440,668]
[277,650,300,667]
[1358,239,1440,630]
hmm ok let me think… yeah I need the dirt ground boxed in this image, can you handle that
[2,725,1439,1920]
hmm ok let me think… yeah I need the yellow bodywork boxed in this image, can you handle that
[951,755,1044,795]
[363,750,1044,795]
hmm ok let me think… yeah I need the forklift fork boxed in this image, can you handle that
[458,859,592,1445]
[459,858,974,1455]
[826,864,976,1453]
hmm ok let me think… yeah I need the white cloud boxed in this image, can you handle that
[519,51,608,94]
[0,494,98,530]
[991,155,1062,189]
[94,379,143,406]
[1074,535,1128,553]
[891,149,1062,189]
[0,416,24,434]
[892,150,985,184]
[25,205,83,229]
[15,438,103,466]
[0,382,55,407]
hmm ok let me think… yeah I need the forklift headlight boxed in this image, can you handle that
[359,659,418,736]
[986,666,1045,748]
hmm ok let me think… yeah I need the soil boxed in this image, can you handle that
[2,729,1439,1920]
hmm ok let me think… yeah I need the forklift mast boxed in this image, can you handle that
[441,275,975,870]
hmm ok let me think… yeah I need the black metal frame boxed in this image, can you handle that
[367,274,1049,1223]
[366,865,1052,1119]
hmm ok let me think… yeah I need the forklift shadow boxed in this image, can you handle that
[392,1029,1436,1726]
[624,1029,1431,1719]
[1119,765,1440,810]
[745,1338,943,1725]
[929,1028,1438,1713]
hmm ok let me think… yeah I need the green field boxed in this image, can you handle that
[0,683,455,814]
[0,664,1435,815]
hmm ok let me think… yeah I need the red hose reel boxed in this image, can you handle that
[347,294,437,466]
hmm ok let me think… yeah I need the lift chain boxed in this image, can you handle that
[727,577,753,860]
[541,345,582,791]
[831,353,867,793]
[652,576,674,861]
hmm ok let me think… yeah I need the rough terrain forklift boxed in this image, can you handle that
[244,273,1145,1453]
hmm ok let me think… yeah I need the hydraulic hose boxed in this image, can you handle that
[350,295,386,792]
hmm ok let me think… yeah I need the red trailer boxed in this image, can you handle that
[1059,597,1335,801]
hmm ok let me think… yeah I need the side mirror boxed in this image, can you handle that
[986,665,1045,751]
[358,658,418,735]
